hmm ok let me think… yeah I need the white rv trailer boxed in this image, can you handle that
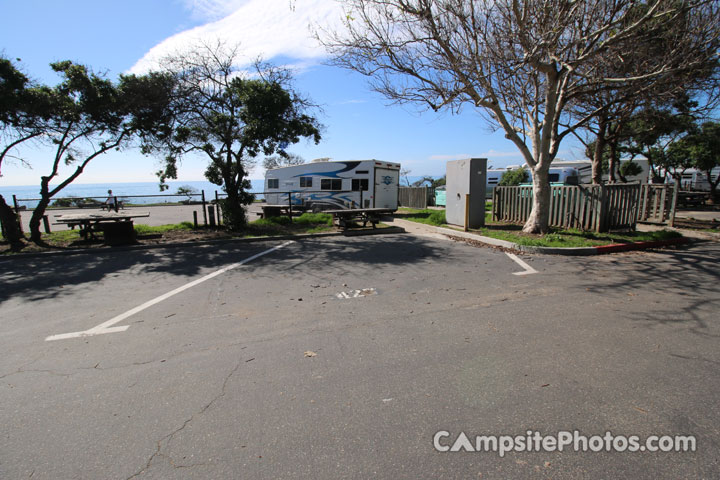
[485,166,579,198]
[550,159,651,184]
[264,160,400,211]
[661,167,720,191]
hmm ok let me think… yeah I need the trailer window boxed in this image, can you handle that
[267,179,279,189]
[356,170,369,174]
[300,177,312,188]
[352,179,369,191]
[548,173,560,182]
[321,179,342,190]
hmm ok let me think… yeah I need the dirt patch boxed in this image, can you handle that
[671,217,720,231]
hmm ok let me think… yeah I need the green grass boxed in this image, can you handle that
[470,227,682,247]
[133,222,194,235]
[397,208,683,247]
[396,208,447,226]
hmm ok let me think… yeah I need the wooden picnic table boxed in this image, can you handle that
[323,208,394,229]
[53,212,150,241]
[258,204,310,218]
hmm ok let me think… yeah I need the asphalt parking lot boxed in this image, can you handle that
[1,234,719,479]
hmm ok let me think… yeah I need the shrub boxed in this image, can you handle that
[499,167,529,186]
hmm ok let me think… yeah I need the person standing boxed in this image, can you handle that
[106,189,118,212]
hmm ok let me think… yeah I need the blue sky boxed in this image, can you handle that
[0,0,585,186]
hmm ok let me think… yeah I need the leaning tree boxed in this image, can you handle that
[319,0,720,233]
[23,62,175,243]
[153,42,322,230]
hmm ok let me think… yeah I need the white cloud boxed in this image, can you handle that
[131,0,344,73]
[181,0,253,21]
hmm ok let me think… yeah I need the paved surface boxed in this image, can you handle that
[1,231,719,479]
[18,204,266,232]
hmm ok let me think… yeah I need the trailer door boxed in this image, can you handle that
[374,168,399,209]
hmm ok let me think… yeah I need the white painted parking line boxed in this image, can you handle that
[506,252,538,276]
[45,241,294,341]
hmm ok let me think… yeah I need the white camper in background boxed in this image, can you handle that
[550,159,651,184]
[485,166,579,198]
[663,167,720,191]
[264,160,400,211]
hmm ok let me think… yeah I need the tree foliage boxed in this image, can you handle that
[153,42,322,230]
[263,152,305,170]
[618,97,699,181]
[26,62,174,243]
[1,58,174,245]
[668,121,720,193]
[319,0,720,232]
[499,168,529,186]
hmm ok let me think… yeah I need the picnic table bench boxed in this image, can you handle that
[323,208,394,229]
[54,212,150,243]
[258,204,306,218]
[677,191,709,208]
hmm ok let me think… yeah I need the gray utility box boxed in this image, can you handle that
[445,158,488,229]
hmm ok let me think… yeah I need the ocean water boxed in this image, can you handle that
[0,180,266,209]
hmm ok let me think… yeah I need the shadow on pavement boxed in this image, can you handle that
[0,234,455,303]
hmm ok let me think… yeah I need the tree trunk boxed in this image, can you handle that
[0,194,25,250]
[29,196,51,244]
[221,186,247,231]
[609,143,619,183]
[707,170,720,203]
[591,117,607,185]
[523,167,551,234]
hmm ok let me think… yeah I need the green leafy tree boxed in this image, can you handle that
[618,97,698,183]
[154,42,321,230]
[23,62,174,243]
[499,168,529,186]
[618,160,643,182]
[670,121,720,195]
[176,185,199,202]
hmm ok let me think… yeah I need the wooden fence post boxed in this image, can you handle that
[492,185,498,221]
[215,191,222,226]
[669,181,679,227]
[201,190,208,226]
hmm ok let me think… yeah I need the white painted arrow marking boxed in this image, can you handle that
[46,241,294,341]
[506,253,538,276]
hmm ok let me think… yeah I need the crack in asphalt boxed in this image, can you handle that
[125,359,242,479]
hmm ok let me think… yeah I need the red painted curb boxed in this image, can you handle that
[594,237,689,253]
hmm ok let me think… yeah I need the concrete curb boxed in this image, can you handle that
[0,226,407,260]
[390,218,691,255]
